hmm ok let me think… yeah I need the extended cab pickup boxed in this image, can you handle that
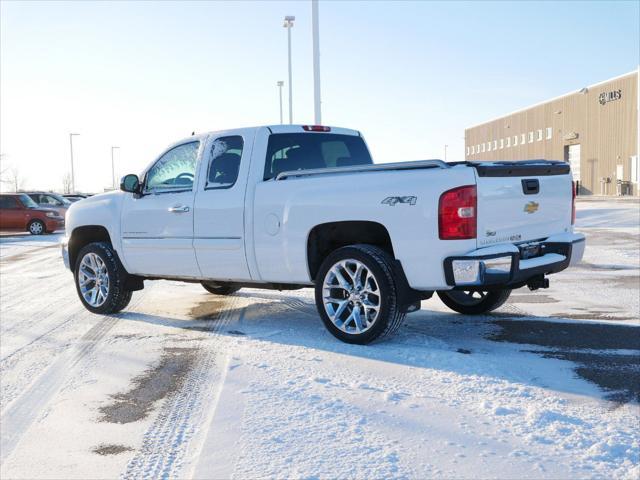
[62,125,585,344]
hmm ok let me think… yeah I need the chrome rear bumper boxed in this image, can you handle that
[443,233,585,290]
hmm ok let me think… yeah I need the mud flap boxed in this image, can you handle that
[392,260,432,313]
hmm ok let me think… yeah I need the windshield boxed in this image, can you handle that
[264,133,373,180]
[51,193,72,206]
[18,194,39,209]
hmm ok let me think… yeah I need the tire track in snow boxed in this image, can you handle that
[0,248,71,324]
[0,289,151,465]
[0,244,61,275]
[502,302,529,317]
[0,292,86,362]
[282,296,317,317]
[0,276,69,310]
[121,296,241,480]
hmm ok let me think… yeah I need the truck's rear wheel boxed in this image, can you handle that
[314,244,405,344]
[74,242,132,314]
[201,282,240,296]
[437,289,511,315]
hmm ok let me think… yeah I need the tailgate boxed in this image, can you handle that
[473,161,573,247]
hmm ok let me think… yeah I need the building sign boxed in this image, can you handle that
[598,89,622,105]
[563,132,579,141]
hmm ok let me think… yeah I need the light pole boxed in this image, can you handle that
[444,144,448,162]
[283,15,295,124]
[277,81,284,124]
[69,133,80,193]
[311,0,321,124]
[111,146,120,190]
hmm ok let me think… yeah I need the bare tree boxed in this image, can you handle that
[0,154,9,188]
[62,172,73,194]
[0,166,24,192]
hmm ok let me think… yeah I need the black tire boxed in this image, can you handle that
[314,244,405,345]
[74,242,132,314]
[201,282,240,296]
[115,290,133,311]
[28,219,45,235]
[437,289,511,315]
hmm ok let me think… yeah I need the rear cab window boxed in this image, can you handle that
[206,136,244,189]
[264,133,373,180]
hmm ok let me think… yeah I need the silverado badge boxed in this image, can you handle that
[524,201,539,214]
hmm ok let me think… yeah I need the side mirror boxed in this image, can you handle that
[120,174,140,193]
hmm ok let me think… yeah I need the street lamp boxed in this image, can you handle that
[69,133,80,193]
[111,146,120,190]
[277,81,284,124]
[283,15,295,124]
[444,144,448,162]
[311,0,321,124]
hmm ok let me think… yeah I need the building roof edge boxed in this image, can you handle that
[465,70,638,131]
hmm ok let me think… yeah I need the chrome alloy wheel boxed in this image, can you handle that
[29,221,43,234]
[445,290,489,306]
[78,252,110,307]
[322,259,381,334]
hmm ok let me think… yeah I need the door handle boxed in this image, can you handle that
[168,205,190,213]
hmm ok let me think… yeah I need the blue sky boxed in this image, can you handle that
[1,0,638,192]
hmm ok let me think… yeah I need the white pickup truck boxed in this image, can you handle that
[62,125,585,344]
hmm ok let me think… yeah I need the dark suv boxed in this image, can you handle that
[0,193,65,235]
[24,192,72,218]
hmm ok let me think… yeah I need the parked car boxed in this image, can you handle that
[24,192,72,217]
[62,125,584,344]
[0,193,65,234]
[62,195,87,203]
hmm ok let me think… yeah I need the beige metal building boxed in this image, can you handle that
[465,70,639,195]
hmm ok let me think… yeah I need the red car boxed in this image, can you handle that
[0,193,65,235]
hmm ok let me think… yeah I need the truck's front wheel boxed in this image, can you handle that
[315,244,405,344]
[437,289,511,315]
[74,242,132,314]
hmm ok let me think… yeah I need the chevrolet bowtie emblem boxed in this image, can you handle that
[524,201,539,214]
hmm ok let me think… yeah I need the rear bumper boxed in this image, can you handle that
[443,233,585,290]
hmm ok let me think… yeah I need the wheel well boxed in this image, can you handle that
[307,221,395,280]
[69,225,112,270]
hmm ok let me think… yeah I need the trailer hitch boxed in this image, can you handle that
[527,275,549,291]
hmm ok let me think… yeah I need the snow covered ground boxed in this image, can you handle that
[1,199,638,479]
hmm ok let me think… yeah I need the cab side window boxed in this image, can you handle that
[206,136,243,189]
[145,141,200,193]
[0,196,18,209]
[41,195,62,206]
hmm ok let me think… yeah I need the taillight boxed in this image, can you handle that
[571,181,576,225]
[302,125,331,132]
[439,185,477,240]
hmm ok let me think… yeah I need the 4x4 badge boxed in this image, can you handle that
[381,196,417,206]
[524,201,539,214]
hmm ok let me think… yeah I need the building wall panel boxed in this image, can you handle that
[465,71,638,195]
